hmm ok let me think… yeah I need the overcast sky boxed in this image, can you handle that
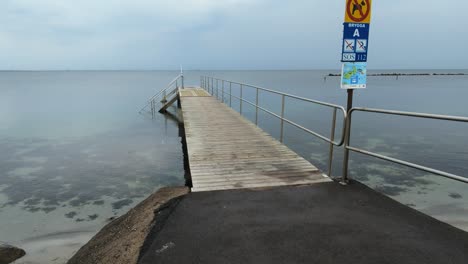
[1,0,467,70]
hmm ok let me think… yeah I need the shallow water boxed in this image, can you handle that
[1,70,468,263]
[0,71,186,263]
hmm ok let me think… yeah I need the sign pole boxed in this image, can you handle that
[340,0,372,184]
[346,89,353,113]
[340,89,353,185]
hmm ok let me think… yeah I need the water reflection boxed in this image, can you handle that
[0,121,183,217]
[0,113,185,262]
[0,71,186,263]
[1,70,467,263]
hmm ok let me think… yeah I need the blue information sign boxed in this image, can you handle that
[341,62,367,89]
[341,23,370,62]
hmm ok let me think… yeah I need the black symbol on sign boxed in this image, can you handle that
[358,41,365,49]
[352,0,367,17]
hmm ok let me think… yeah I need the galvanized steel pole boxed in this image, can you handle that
[229,82,232,107]
[327,108,337,177]
[222,80,225,103]
[341,89,354,184]
[255,88,259,125]
[240,84,243,114]
[280,95,285,142]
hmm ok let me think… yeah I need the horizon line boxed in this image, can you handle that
[0,68,467,72]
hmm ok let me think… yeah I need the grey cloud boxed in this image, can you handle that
[0,0,467,70]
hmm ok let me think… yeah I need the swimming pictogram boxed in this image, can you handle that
[356,39,367,53]
[345,0,371,23]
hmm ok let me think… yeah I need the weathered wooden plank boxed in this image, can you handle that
[190,170,321,179]
[191,174,328,185]
[188,152,301,160]
[179,88,210,97]
[191,178,330,192]
[189,160,314,170]
[190,163,318,171]
[159,94,179,112]
[191,172,324,183]
[191,168,318,175]
[187,157,303,165]
[179,88,330,192]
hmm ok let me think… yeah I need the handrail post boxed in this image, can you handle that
[229,82,232,107]
[211,78,214,94]
[176,79,178,89]
[222,80,225,103]
[216,79,219,99]
[255,88,259,125]
[240,84,243,114]
[327,108,337,177]
[181,74,184,89]
[280,95,285,142]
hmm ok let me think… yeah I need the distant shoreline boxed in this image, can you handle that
[327,73,468,77]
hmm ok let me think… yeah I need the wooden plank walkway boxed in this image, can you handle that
[179,88,330,192]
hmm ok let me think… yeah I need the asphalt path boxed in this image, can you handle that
[139,181,468,264]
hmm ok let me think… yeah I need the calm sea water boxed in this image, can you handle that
[1,70,467,263]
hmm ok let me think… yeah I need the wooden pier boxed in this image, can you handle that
[177,88,329,192]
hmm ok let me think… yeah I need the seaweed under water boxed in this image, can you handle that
[0,121,185,218]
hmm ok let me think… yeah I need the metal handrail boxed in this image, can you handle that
[223,92,344,146]
[204,76,347,112]
[139,74,183,113]
[342,107,468,184]
[201,76,347,177]
[201,76,468,186]
[148,74,182,102]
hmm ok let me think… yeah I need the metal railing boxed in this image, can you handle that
[201,76,347,177]
[200,75,468,186]
[343,107,468,184]
[139,74,184,114]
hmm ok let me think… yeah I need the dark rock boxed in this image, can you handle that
[88,214,99,220]
[65,211,77,219]
[0,243,26,264]
[111,199,133,210]
[449,192,462,199]
[41,207,57,213]
[93,200,104,205]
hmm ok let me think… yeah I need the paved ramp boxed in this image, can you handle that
[138,182,468,264]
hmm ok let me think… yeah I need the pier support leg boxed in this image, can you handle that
[177,94,181,108]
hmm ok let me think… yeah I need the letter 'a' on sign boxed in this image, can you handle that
[345,0,372,24]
